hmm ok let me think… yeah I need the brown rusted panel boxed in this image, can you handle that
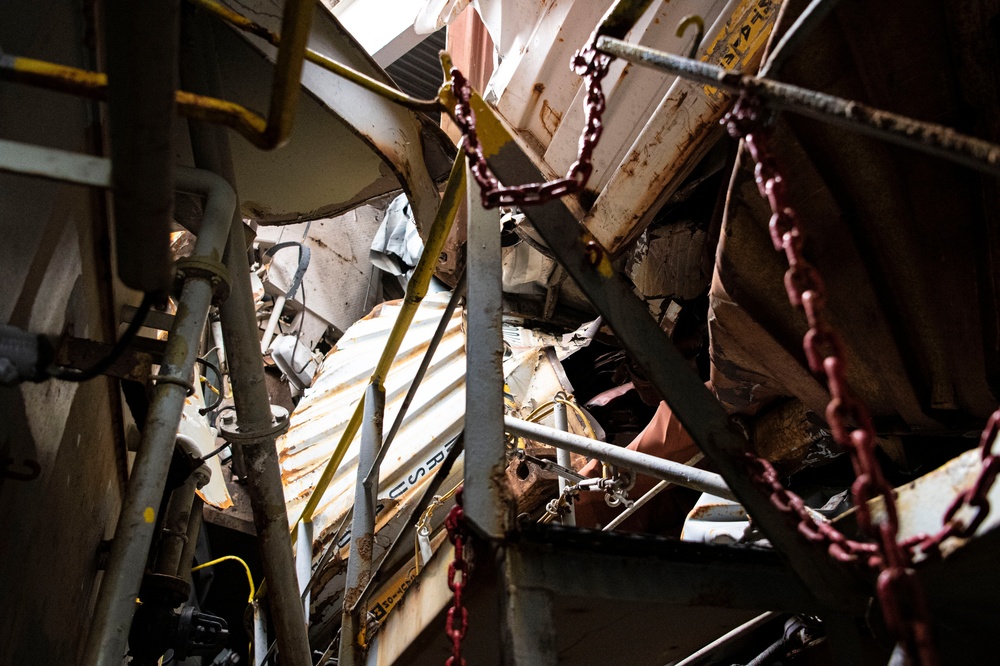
[711,0,1000,438]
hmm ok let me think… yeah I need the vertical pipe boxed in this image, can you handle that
[552,401,575,527]
[181,11,312,665]
[82,167,235,665]
[339,383,385,665]
[83,276,217,663]
[180,495,205,582]
[155,463,209,577]
[463,166,508,539]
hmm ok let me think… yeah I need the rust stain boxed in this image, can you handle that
[539,99,563,139]
[356,533,374,560]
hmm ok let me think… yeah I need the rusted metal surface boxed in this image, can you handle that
[707,0,999,431]
[583,0,781,255]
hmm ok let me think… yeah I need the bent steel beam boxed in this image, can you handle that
[444,89,864,611]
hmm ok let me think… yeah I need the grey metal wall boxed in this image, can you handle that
[0,1,126,662]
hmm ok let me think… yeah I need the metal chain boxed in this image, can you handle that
[450,40,612,209]
[723,93,938,666]
[444,487,469,666]
[902,408,1000,557]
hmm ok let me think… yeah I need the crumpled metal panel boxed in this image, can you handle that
[215,0,455,233]
[276,292,465,551]
[481,0,779,254]
[710,0,1000,435]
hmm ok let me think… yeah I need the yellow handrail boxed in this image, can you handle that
[190,0,442,113]
[0,0,313,150]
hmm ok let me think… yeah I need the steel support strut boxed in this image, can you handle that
[83,164,235,664]
[463,165,509,539]
[447,91,865,612]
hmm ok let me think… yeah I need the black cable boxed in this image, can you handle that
[51,291,156,382]
[198,439,231,462]
[290,276,310,375]
[196,356,224,415]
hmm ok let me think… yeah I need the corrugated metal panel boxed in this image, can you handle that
[277,291,465,550]
[385,28,447,103]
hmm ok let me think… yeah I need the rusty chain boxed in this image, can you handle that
[450,40,612,209]
[444,487,469,666]
[716,89,1000,664]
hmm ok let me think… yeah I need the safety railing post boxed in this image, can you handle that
[552,401,576,527]
[339,383,385,665]
[463,165,508,539]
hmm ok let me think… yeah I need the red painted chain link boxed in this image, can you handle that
[723,93,939,666]
[450,40,612,209]
[444,487,469,666]
[902,409,1000,556]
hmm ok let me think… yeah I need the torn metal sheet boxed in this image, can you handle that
[214,0,454,233]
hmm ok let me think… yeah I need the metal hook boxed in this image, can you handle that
[676,15,705,60]
[2,456,41,481]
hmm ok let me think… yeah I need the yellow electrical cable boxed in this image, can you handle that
[191,555,256,603]
[522,393,598,440]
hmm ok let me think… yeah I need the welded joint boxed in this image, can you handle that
[219,404,290,444]
[174,256,232,305]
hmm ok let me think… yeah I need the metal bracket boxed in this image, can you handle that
[218,405,290,444]
[149,373,196,396]
[174,256,232,306]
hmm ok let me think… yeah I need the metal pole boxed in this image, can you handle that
[339,383,385,666]
[363,273,466,487]
[180,494,205,582]
[505,416,736,501]
[595,35,1000,178]
[552,401,575,527]
[181,11,312,664]
[83,167,235,665]
[260,294,286,352]
[296,520,313,624]
[464,165,509,539]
